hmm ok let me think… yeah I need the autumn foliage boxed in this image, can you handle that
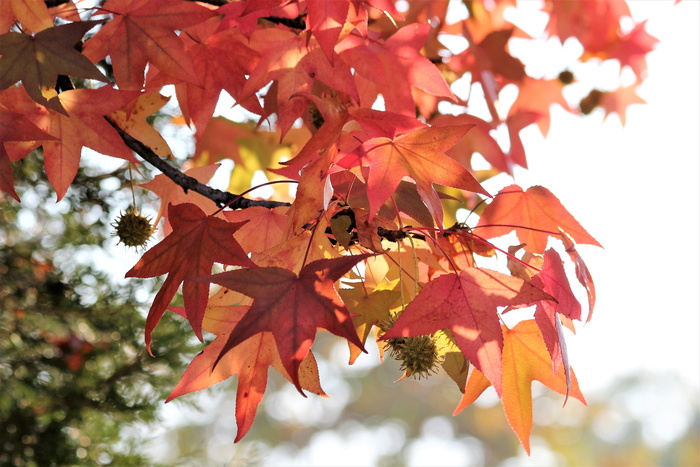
[0,0,657,452]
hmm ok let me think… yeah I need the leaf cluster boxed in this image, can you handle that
[0,0,658,453]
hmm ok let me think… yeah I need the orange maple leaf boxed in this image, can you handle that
[0,0,56,33]
[507,77,569,137]
[125,202,255,351]
[454,319,586,454]
[0,21,108,113]
[223,206,288,254]
[380,268,554,396]
[475,184,602,254]
[166,305,326,442]
[198,254,374,392]
[82,0,216,90]
[0,86,141,199]
[599,85,646,126]
[360,124,489,224]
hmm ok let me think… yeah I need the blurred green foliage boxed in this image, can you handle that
[0,154,197,466]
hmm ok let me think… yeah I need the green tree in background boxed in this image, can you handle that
[0,156,197,466]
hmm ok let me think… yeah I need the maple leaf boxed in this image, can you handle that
[609,21,658,81]
[125,202,255,351]
[223,206,288,254]
[508,77,569,136]
[561,231,596,322]
[455,28,526,83]
[307,0,349,62]
[107,92,173,159]
[475,184,602,254]
[0,21,108,114]
[82,0,217,90]
[0,0,54,33]
[242,28,358,137]
[0,107,57,200]
[454,320,586,454]
[140,163,223,234]
[430,114,509,174]
[339,284,400,363]
[599,85,646,126]
[0,86,141,199]
[166,305,326,442]
[380,268,554,396]
[171,22,262,133]
[198,254,374,392]
[529,248,581,394]
[359,124,489,224]
[337,23,455,116]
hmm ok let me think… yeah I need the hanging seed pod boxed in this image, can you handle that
[112,207,153,248]
[381,315,444,380]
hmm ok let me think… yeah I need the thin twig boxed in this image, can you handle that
[105,117,290,210]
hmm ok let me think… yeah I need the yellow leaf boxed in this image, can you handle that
[108,92,173,158]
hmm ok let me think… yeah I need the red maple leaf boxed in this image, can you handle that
[608,21,658,81]
[561,231,596,322]
[1,108,58,201]
[197,254,374,391]
[359,124,488,224]
[529,248,581,394]
[242,28,358,137]
[82,0,217,90]
[381,268,554,396]
[475,184,602,254]
[306,0,349,62]
[166,305,326,442]
[170,21,262,133]
[451,28,525,83]
[336,22,455,116]
[125,202,255,351]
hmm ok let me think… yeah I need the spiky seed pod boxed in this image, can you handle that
[380,315,444,380]
[112,207,153,248]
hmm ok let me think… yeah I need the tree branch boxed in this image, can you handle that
[104,118,438,246]
[105,117,290,210]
